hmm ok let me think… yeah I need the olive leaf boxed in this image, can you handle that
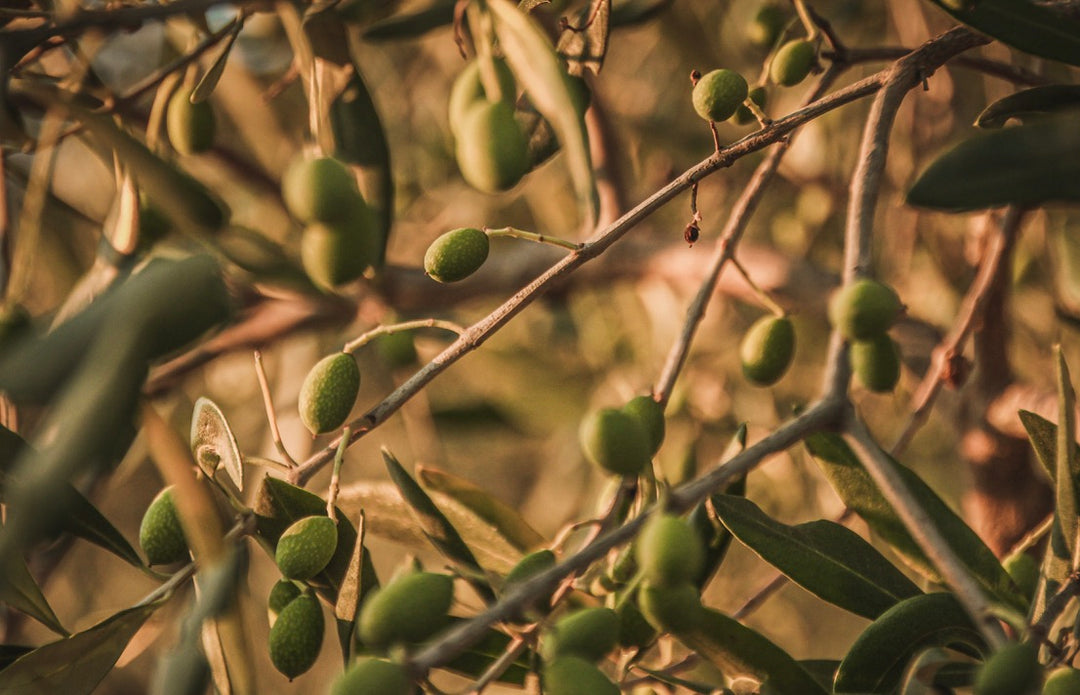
[610,0,673,26]
[416,466,545,552]
[190,397,243,490]
[334,511,370,663]
[924,0,1080,68]
[834,593,985,694]
[907,114,1080,211]
[190,19,242,103]
[1,556,67,636]
[975,85,1080,128]
[488,0,598,227]
[713,494,921,619]
[0,599,165,694]
[804,432,1025,612]
[361,0,455,40]
[677,607,829,695]
[1054,347,1079,560]
[382,449,497,603]
[1018,409,1079,481]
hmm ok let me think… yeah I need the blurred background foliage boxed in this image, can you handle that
[3,0,1078,691]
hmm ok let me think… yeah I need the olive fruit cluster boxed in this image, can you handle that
[166,88,215,155]
[829,279,903,392]
[540,607,621,695]
[139,486,189,566]
[282,155,378,289]
[267,515,340,679]
[449,58,529,193]
[692,69,749,123]
[298,352,360,435]
[357,570,455,648]
[634,513,706,633]
[579,395,665,477]
[740,314,796,386]
[424,227,490,283]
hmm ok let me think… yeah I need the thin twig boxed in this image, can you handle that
[890,207,1025,454]
[845,414,1008,649]
[342,319,466,354]
[253,350,298,468]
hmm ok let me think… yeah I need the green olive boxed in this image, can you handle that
[539,607,620,662]
[828,278,903,341]
[636,513,705,587]
[300,209,378,290]
[850,333,901,393]
[267,579,303,627]
[638,581,703,633]
[423,227,490,283]
[973,642,1040,695]
[275,516,338,581]
[139,486,189,566]
[268,593,324,680]
[748,5,787,48]
[1002,551,1039,600]
[357,571,454,648]
[740,315,796,386]
[455,101,530,193]
[770,39,816,87]
[167,89,215,155]
[448,57,517,135]
[330,658,415,695]
[298,352,360,435]
[734,86,768,126]
[621,395,665,455]
[1043,667,1080,695]
[692,69,749,122]
[282,156,361,224]
[542,656,620,695]
[579,407,652,476]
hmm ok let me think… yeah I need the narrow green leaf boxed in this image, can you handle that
[0,646,34,671]
[714,495,921,619]
[336,480,524,574]
[555,0,611,75]
[329,70,394,267]
[190,20,242,103]
[678,607,828,694]
[975,85,1080,128]
[361,0,455,40]
[1018,409,1078,481]
[190,397,243,490]
[1055,347,1079,560]
[253,476,378,607]
[334,512,370,663]
[925,0,1080,68]
[0,599,162,694]
[1,556,66,636]
[488,0,598,226]
[416,466,545,552]
[907,115,1080,211]
[804,432,1024,612]
[834,593,986,694]
[382,449,497,602]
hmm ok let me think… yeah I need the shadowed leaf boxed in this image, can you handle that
[1,557,66,636]
[190,398,243,490]
[925,0,1080,67]
[975,85,1080,128]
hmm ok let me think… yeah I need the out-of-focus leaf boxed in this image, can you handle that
[214,226,312,288]
[253,476,378,609]
[804,432,1024,612]
[907,115,1080,211]
[688,425,746,587]
[361,0,454,40]
[303,2,352,65]
[382,449,496,602]
[329,70,394,267]
[713,495,921,620]
[975,85,1080,128]
[678,607,828,694]
[556,0,611,76]
[417,466,545,552]
[1019,409,1079,481]
[190,398,243,490]
[800,660,841,691]
[334,512,370,663]
[925,0,1080,68]
[1,556,66,635]
[488,0,598,227]
[0,645,34,671]
[834,593,985,694]
[610,0,673,25]
[1054,348,1078,559]
[0,599,163,694]
[190,20,242,103]
[336,480,524,574]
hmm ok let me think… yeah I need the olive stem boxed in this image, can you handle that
[792,0,819,41]
[325,426,350,521]
[342,319,466,354]
[742,96,771,127]
[730,255,786,318]
[484,227,582,251]
[253,350,298,468]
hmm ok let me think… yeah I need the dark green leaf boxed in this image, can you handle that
[253,476,379,608]
[907,115,1080,211]
[361,1,454,40]
[417,466,545,552]
[190,397,243,490]
[213,226,312,289]
[925,0,1080,67]
[190,20,242,103]
[382,449,496,602]
[678,607,828,694]
[1,557,66,635]
[714,495,921,619]
[556,0,611,76]
[1055,348,1078,559]
[804,432,1024,612]
[0,645,33,671]
[488,0,598,226]
[975,85,1080,128]
[334,512,371,663]
[0,599,162,694]
[834,593,986,694]
[1019,409,1079,481]
[329,70,394,267]
[336,480,525,574]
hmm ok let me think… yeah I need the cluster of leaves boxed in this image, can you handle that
[5,0,1080,694]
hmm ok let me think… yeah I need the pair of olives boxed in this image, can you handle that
[635,514,707,633]
[282,155,379,290]
[829,279,904,392]
[579,395,665,477]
